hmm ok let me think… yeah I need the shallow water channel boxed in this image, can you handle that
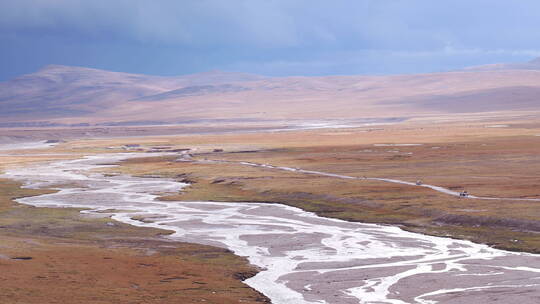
[3,153,540,304]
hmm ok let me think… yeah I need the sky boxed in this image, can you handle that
[1,0,540,80]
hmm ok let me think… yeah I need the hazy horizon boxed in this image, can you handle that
[0,56,530,81]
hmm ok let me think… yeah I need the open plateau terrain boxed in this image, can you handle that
[1,58,540,303]
[1,115,540,303]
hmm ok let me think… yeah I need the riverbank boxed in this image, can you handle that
[1,118,539,302]
[103,120,540,253]
[4,151,540,304]
[0,176,269,303]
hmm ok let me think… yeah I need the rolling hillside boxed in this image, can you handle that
[1,59,540,127]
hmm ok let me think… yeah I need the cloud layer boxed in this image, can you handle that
[1,0,540,79]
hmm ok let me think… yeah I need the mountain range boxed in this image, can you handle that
[1,58,540,127]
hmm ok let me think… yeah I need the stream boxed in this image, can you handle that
[3,153,540,304]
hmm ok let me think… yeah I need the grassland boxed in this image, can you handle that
[101,119,540,253]
[1,117,539,303]
[0,175,268,303]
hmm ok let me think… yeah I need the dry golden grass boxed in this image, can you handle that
[104,120,540,252]
[1,118,539,304]
[0,178,268,304]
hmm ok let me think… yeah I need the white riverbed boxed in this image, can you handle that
[2,153,540,304]
[0,140,58,151]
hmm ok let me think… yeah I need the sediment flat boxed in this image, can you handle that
[1,118,540,303]
[4,151,540,303]
[0,153,269,303]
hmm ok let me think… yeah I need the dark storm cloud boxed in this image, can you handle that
[1,0,540,80]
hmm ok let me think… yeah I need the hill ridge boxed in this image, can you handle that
[2,59,540,126]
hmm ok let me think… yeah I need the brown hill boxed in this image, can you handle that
[1,61,540,126]
[463,57,540,72]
